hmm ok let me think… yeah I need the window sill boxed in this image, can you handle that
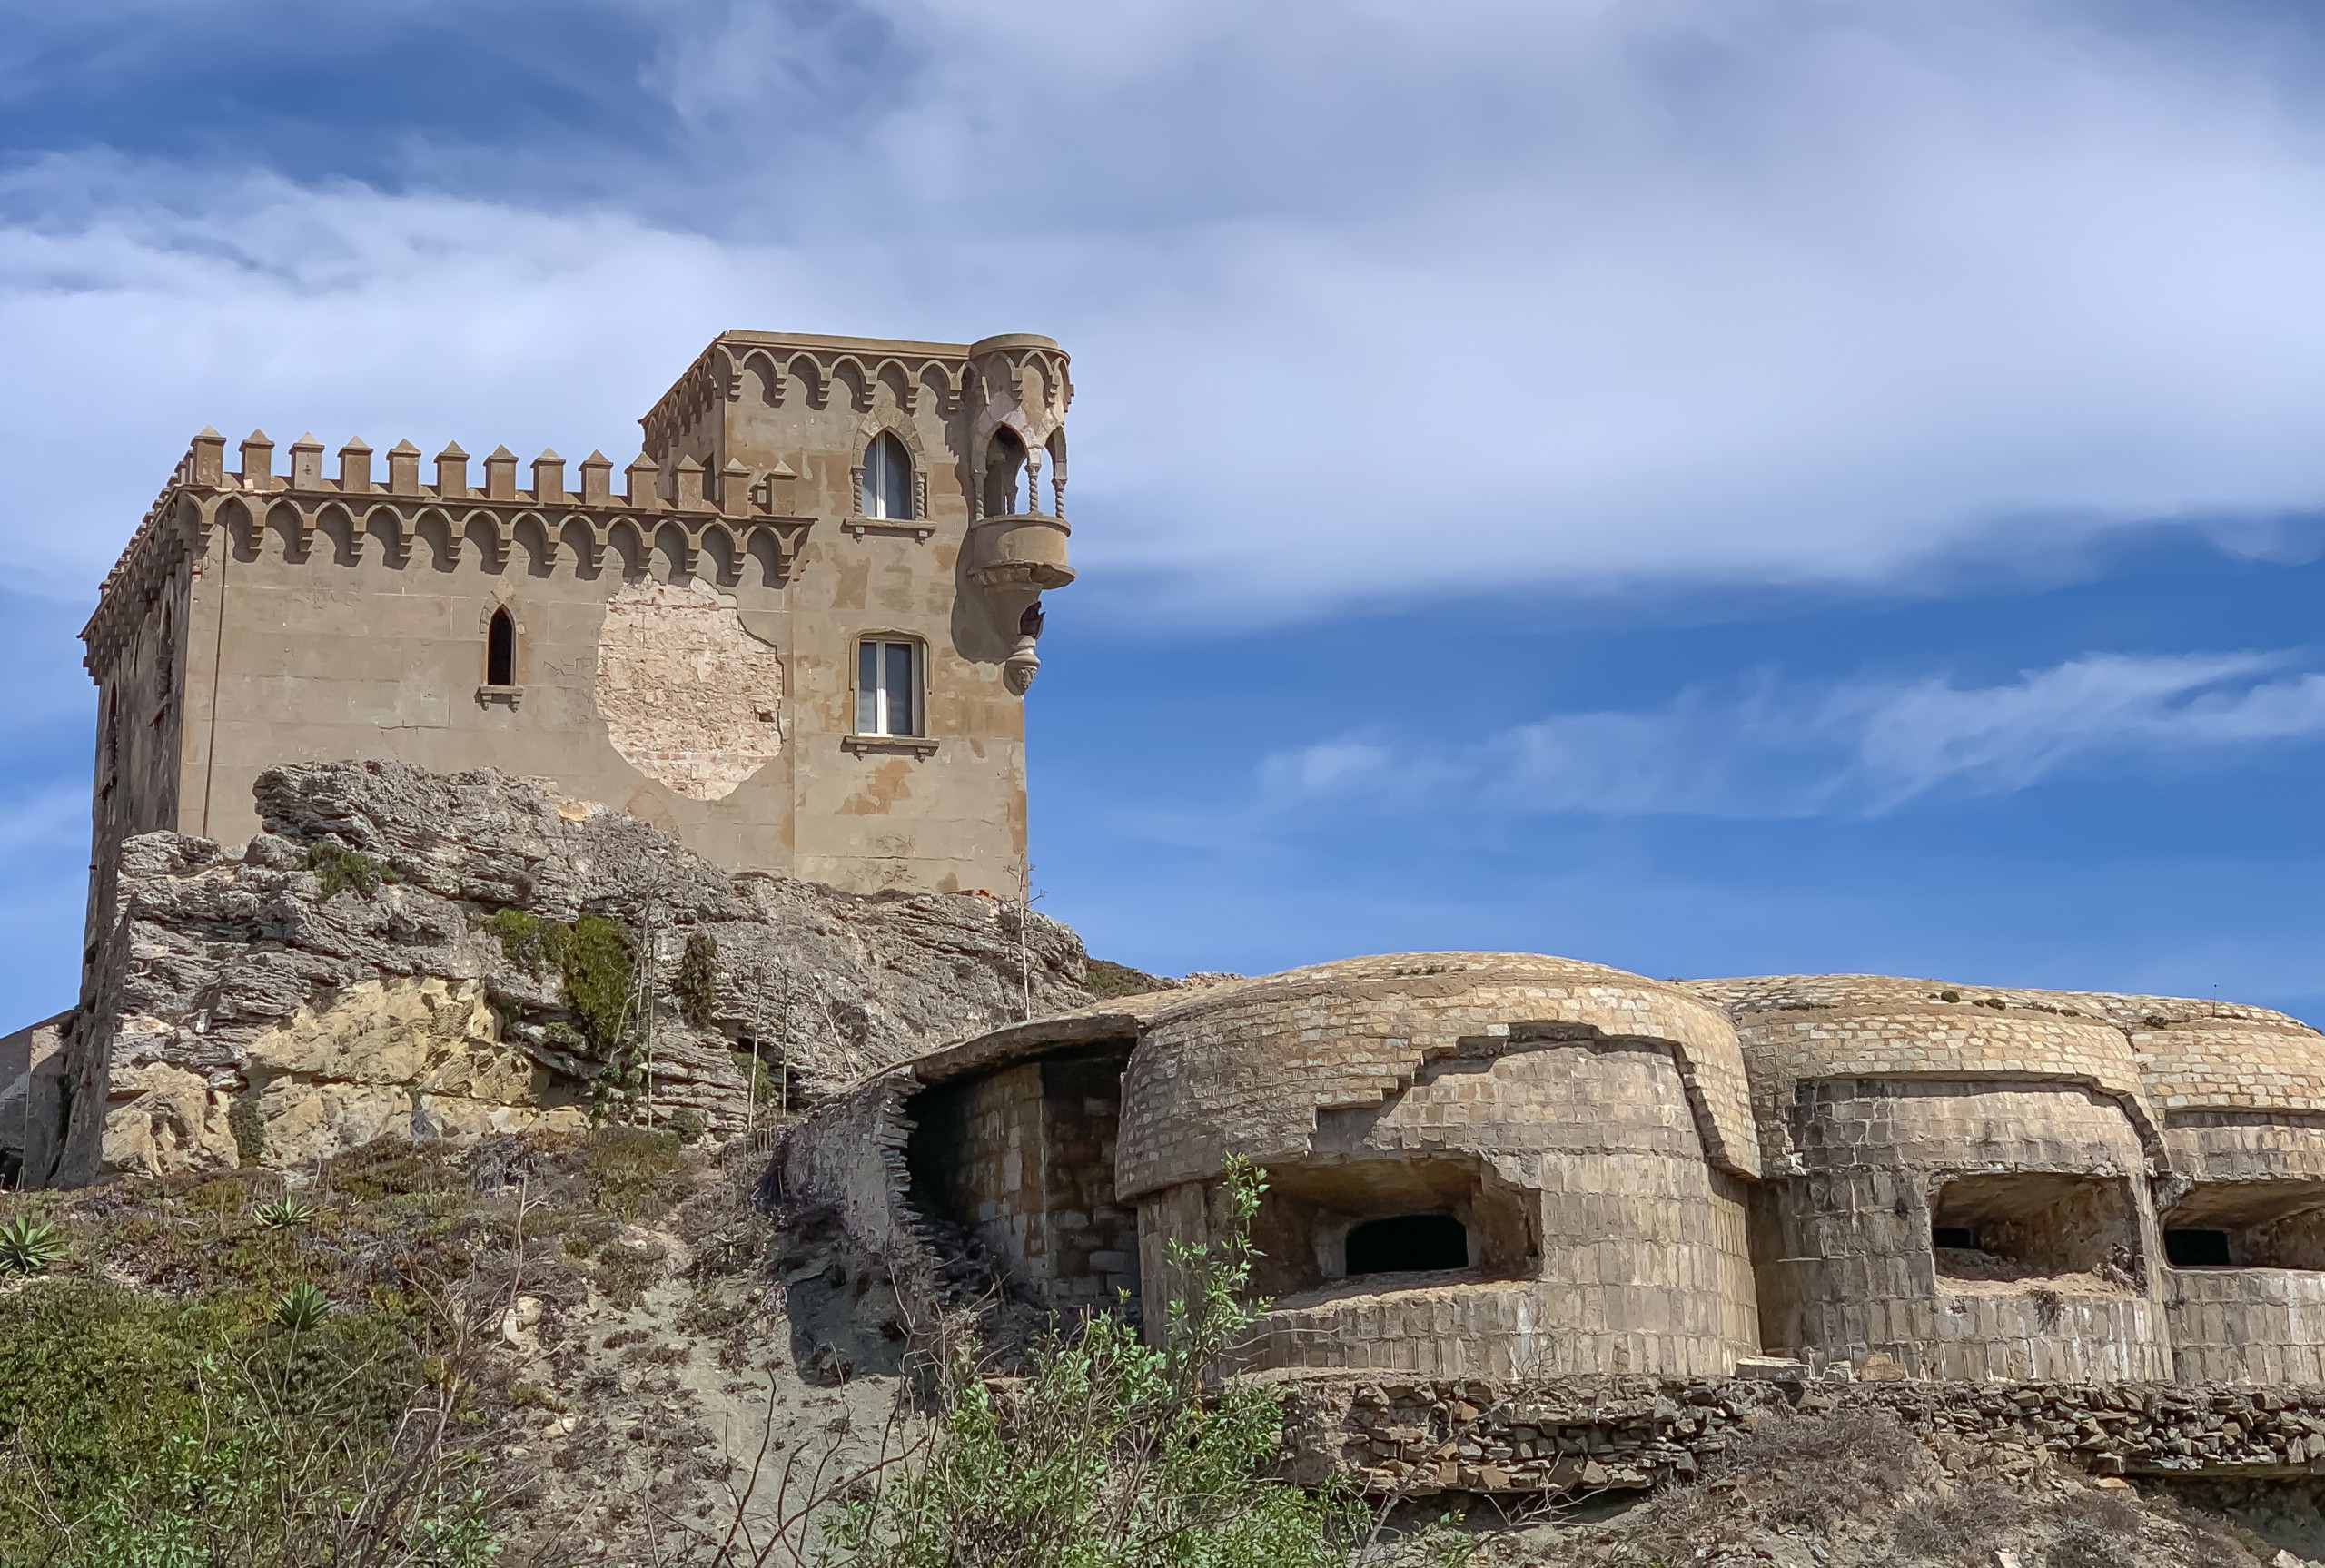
[476,684,523,709]
[842,733,937,757]
[842,516,935,543]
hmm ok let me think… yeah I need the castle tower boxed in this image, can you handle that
[74,330,1075,981]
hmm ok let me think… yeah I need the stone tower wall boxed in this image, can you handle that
[78,331,1073,921]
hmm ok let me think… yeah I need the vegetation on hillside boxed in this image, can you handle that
[0,1127,707,1565]
[799,1157,1365,1568]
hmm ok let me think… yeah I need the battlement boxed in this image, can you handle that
[82,428,816,678]
[639,329,1072,477]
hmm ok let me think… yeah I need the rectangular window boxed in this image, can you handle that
[856,638,921,736]
[2162,1182,2325,1270]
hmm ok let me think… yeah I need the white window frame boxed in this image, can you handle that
[854,635,925,737]
[861,432,915,521]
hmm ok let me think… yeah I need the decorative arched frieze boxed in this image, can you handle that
[652,520,695,581]
[789,353,828,410]
[265,500,308,563]
[605,518,648,578]
[559,517,602,577]
[512,514,556,577]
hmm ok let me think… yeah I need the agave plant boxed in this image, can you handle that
[270,1282,331,1333]
[0,1215,65,1277]
[254,1197,315,1230]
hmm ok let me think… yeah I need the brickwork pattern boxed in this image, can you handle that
[1118,953,1761,1201]
[1688,976,2159,1169]
[2166,1113,2325,1185]
[927,1062,1050,1290]
[784,954,2325,1392]
[1759,1078,2172,1381]
[2167,1269,2325,1386]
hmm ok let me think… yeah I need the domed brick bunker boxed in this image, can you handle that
[1688,975,2173,1382]
[2129,996,2325,1384]
[787,951,1768,1377]
[780,953,2325,1389]
[1114,954,1764,1377]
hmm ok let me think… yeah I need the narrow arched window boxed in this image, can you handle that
[861,432,914,520]
[155,599,174,712]
[983,427,1025,518]
[487,607,515,687]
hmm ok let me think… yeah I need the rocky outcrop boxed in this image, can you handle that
[38,761,1093,1187]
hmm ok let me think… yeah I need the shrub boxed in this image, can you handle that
[486,908,637,1061]
[229,1090,266,1166]
[558,913,637,1055]
[0,1275,493,1565]
[666,1107,707,1145]
[303,838,397,900]
[0,1214,66,1276]
[734,1047,778,1103]
[811,1157,1364,1568]
[1084,957,1172,999]
[674,930,719,1029]
[579,1126,690,1221]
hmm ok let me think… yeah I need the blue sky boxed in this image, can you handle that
[7,0,2325,1023]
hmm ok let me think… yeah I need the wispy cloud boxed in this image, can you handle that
[1261,652,2325,820]
[8,5,2325,617]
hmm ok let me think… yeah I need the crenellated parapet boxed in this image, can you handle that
[639,330,1073,499]
[82,427,817,678]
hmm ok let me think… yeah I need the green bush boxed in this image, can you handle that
[579,1125,690,1222]
[558,913,636,1055]
[0,1269,490,1563]
[303,839,397,900]
[1083,957,1172,1000]
[816,1158,1363,1568]
[674,930,719,1029]
[228,1091,266,1166]
[269,1282,331,1333]
[732,1049,781,1109]
[485,909,636,1060]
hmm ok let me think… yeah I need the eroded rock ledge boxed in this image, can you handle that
[31,760,1091,1187]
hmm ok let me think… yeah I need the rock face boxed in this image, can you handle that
[33,761,1093,1187]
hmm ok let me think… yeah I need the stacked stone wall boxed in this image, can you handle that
[1274,1372,2325,1497]
[903,1049,1138,1310]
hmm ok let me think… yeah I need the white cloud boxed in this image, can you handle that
[0,161,827,596]
[10,4,2325,620]
[1263,652,2325,819]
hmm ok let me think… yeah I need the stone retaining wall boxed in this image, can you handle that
[1271,1370,2325,1497]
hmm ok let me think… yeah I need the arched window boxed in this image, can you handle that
[155,599,174,711]
[856,635,923,736]
[861,432,914,520]
[983,427,1026,518]
[487,607,516,687]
